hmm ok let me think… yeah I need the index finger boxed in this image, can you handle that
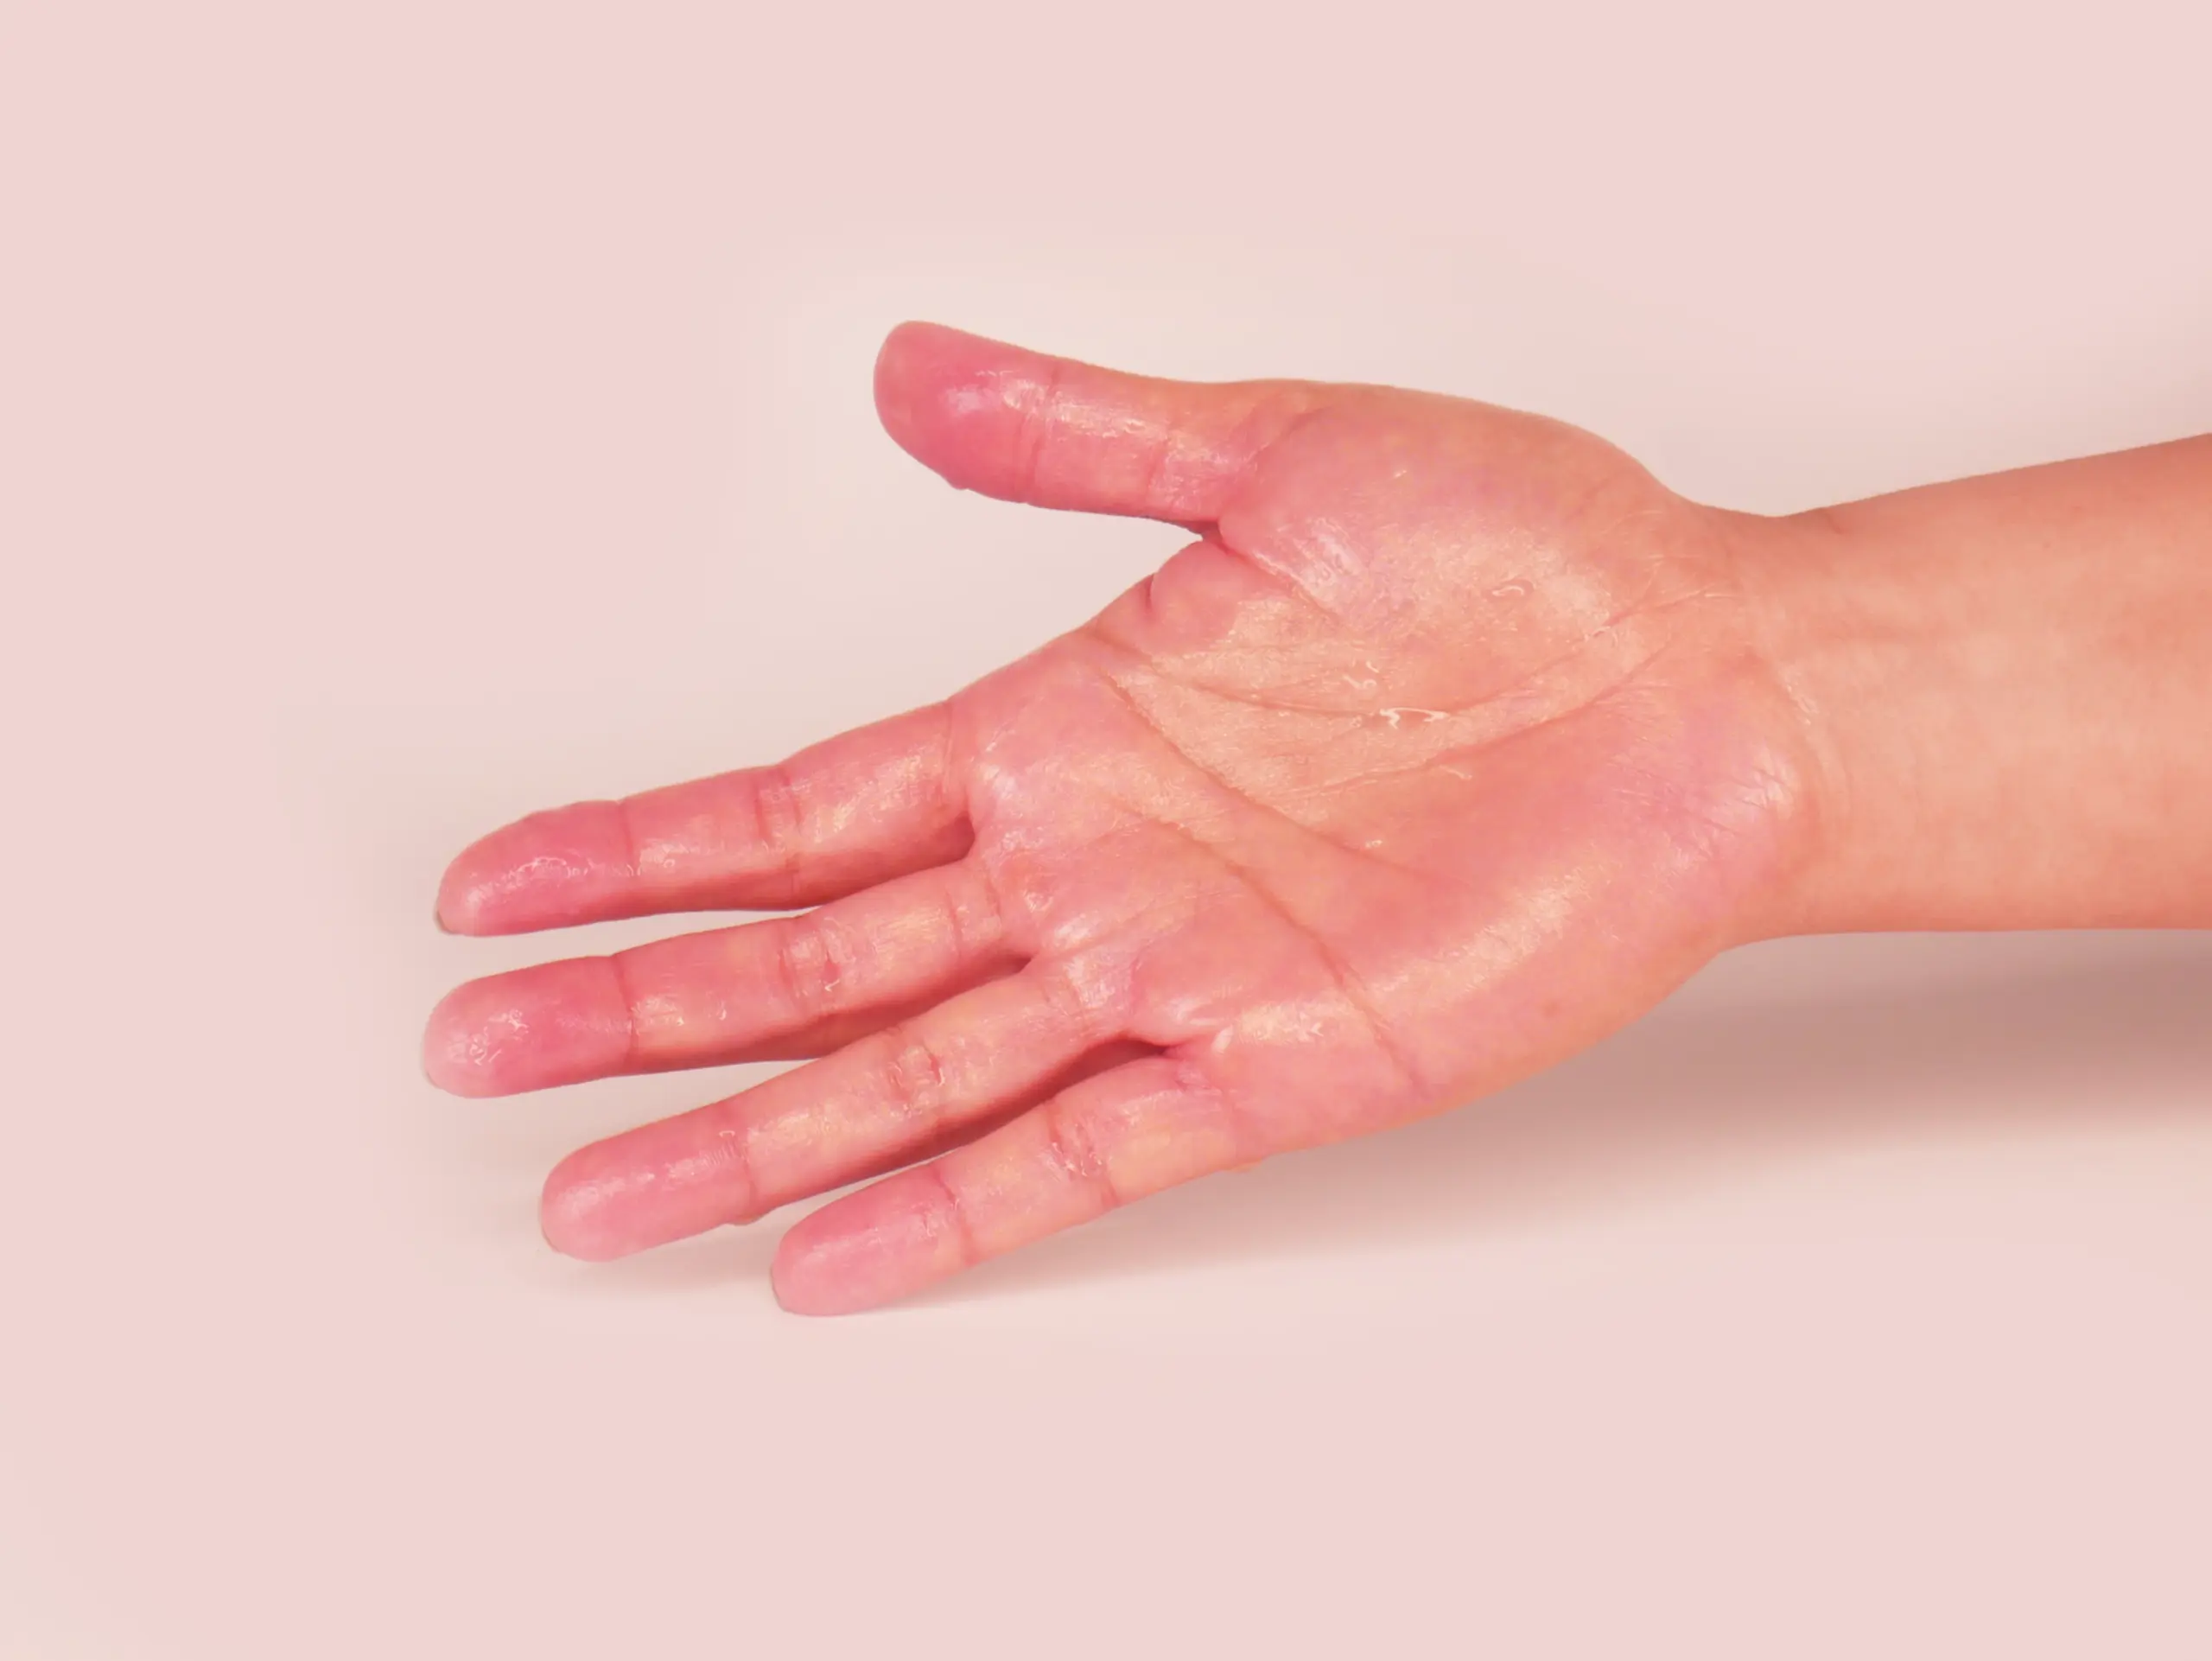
[436,703,967,934]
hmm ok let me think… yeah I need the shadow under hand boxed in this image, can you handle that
[925,932,2212,1304]
[516,1211,785,1301]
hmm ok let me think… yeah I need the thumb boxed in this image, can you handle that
[872,321,1321,525]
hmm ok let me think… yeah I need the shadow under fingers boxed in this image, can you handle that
[923,933,2212,1304]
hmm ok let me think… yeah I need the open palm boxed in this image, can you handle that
[426,323,1818,1313]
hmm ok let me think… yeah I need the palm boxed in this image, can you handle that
[428,326,1813,1313]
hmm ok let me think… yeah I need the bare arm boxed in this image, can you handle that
[1738,436,2212,935]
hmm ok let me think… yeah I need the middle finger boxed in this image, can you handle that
[423,859,1017,1097]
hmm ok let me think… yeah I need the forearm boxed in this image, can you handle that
[1736,434,2212,935]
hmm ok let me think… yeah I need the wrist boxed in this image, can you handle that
[1723,500,1942,938]
[1726,437,2212,936]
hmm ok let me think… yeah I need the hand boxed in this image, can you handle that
[424,323,1819,1313]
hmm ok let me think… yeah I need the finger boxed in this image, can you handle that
[423,860,1017,1097]
[435,703,965,934]
[798,1039,1156,1194]
[539,958,1116,1260]
[874,321,1323,525]
[770,1054,1249,1315]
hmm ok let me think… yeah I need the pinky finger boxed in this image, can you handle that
[769,1055,1251,1315]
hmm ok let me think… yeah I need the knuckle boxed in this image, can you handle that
[920,1163,981,1269]
[609,797,648,880]
[772,910,861,1022]
[940,865,1002,964]
[1038,1093,1122,1210]
[596,952,646,1072]
[1175,1059,1266,1166]
[1013,358,1068,500]
[702,1103,763,1220]
[878,1023,953,1130]
[748,763,803,878]
[1029,951,1116,1048]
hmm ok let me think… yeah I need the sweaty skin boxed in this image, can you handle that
[423,324,2212,1314]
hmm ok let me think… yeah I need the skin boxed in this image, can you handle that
[423,323,2212,1314]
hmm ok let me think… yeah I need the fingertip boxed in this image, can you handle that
[872,320,1034,493]
[435,841,520,938]
[873,319,1001,409]
[435,804,633,936]
[872,321,949,439]
[769,1173,965,1315]
[768,1225,861,1316]
[421,988,493,1098]
[422,980,542,1099]
[434,856,487,935]
[423,960,632,1098]
[539,1146,637,1263]
[539,1115,756,1263]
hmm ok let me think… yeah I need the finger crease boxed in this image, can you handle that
[1039,1096,1123,1211]
[943,865,1005,968]
[715,1110,763,1222]
[881,1024,953,1135]
[749,763,803,901]
[1029,955,1109,1052]
[613,795,649,886]
[1172,1057,1263,1168]
[1014,357,1070,501]
[607,951,646,1072]
[920,1162,981,1270]
[772,915,834,1022]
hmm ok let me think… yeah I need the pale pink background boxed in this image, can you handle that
[3,3,2209,1658]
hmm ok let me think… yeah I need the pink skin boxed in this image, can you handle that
[424,323,1823,1314]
